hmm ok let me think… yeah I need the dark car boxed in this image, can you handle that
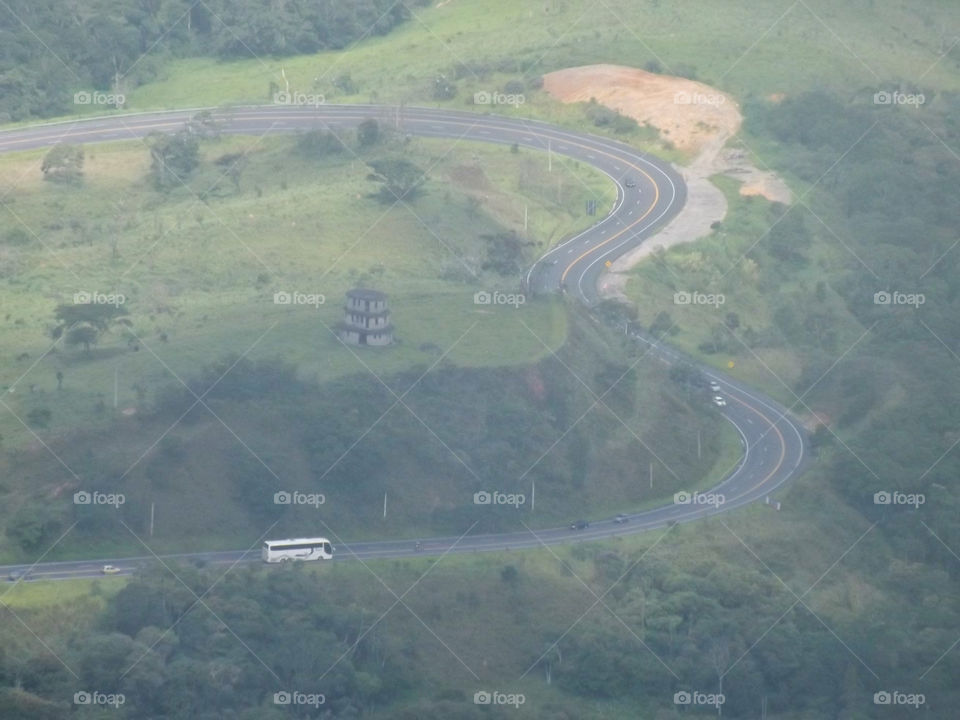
[7,569,28,582]
[624,177,637,188]
[570,519,590,530]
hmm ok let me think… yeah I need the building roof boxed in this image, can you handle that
[346,288,387,301]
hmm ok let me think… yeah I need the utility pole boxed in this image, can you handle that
[649,462,653,489]
[530,481,535,511]
[383,492,388,519]
[149,502,155,537]
[697,429,701,459]
[548,139,552,171]
[114,367,119,408]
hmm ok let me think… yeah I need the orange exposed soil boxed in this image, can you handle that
[543,64,741,155]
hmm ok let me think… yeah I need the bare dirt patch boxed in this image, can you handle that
[544,64,741,156]
[543,64,792,300]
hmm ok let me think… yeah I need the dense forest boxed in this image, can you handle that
[0,0,428,121]
[742,88,960,574]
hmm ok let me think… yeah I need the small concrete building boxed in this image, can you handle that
[337,288,394,346]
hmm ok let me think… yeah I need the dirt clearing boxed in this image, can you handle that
[543,64,792,299]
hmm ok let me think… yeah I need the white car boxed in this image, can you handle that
[101,565,121,575]
[709,381,721,392]
[712,395,727,407]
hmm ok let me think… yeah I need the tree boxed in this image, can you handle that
[650,310,674,337]
[40,144,84,183]
[480,230,534,275]
[185,110,222,140]
[52,303,131,353]
[366,157,426,203]
[5,500,64,551]
[65,325,99,353]
[148,131,200,189]
[357,118,380,148]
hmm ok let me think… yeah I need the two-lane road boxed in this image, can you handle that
[0,105,806,581]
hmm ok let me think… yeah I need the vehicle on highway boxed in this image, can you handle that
[262,537,334,563]
[102,565,121,575]
[7,569,28,581]
[709,381,721,392]
[624,176,637,187]
[712,395,727,407]
[613,514,629,524]
[570,519,590,530]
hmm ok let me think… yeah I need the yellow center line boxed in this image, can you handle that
[726,392,789,498]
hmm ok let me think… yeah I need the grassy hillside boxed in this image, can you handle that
[46,1,958,134]
[0,307,734,560]
[0,128,614,449]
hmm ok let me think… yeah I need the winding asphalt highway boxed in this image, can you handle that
[0,105,807,581]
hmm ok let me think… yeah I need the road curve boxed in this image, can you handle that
[0,105,807,581]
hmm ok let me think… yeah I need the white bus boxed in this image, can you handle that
[262,537,334,563]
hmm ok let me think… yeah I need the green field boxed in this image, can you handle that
[0,131,615,449]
